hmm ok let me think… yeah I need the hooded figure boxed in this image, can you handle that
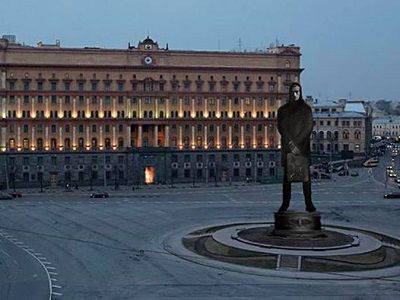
[277,82,316,212]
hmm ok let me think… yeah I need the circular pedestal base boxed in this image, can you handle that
[273,210,323,238]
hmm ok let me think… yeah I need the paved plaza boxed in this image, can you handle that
[1,152,400,299]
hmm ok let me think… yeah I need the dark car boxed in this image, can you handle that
[10,191,22,198]
[0,192,12,200]
[90,192,109,198]
[384,192,400,199]
[338,170,349,176]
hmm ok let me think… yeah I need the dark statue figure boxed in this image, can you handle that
[277,82,316,213]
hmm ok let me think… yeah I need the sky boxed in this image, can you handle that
[1,0,399,102]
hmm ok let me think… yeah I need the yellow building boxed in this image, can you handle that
[0,37,301,187]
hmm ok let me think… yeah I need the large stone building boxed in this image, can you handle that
[0,36,302,188]
[373,116,400,139]
[309,98,372,160]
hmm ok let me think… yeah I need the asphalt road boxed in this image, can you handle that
[1,154,400,299]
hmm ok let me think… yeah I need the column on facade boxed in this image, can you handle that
[264,125,268,148]
[228,98,232,118]
[112,125,116,148]
[99,97,104,118]
[1,96,6,119]
[228,125,232,147]
[204,125,208,149]
[72,125,77,149]
[166,98,170,118]
[17,97,21,118]
[72,97,77,118]
[178,125,182,148]
[191,125,195,148]
[86,97,90,118]
[240,125,244,148]
[137,125,142,147]
[154,98,158,118]
[59,125,63,149]
[216,125,220,148]
[204,98,208,118]
[17,125,21,149]
[31,125,35,149]
[252,98,256,118]
[45,125,49,149]
[31,97,36,118]
[45,97,50,118]
[240,98,244,118]
[86,125,90,149]
[165,125,170,147]
[154,125,158,147]
[277,75,282,93]
[264,96,268,118]
[1,126,6,150]
[252,125,256,148]
[59,97,63,118]
[216,98,220,118]
[139,98,142,118]
[112,97,117,118]
[126,125,131,148]
[127,98,131,118]
[191,98,195,118]
[179,98,183,118]
[99,125,103,148]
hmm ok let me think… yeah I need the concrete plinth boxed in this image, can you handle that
[273,210,324,238]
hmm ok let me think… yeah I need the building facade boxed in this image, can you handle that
[0,37,302,188]
[373,116,400,139]
[309,98,372,160]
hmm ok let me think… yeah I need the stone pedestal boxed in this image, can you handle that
[272,210,325,238]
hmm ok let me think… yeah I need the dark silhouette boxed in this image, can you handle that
[277,82,316,212]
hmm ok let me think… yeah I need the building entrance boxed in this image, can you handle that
[145,166,155,184]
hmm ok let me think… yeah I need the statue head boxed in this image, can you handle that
[289,82,303,102]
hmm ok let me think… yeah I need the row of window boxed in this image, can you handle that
[312,130,362,140]
[6,95,277,106]
[9,74,284,93]
[8,123,273,134]
[7,135,276,151]
[313,120,363,127]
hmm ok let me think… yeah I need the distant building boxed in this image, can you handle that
[373,116,400,139]
[310,99,372,158]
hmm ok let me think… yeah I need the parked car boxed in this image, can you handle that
[350,171,359,177]
[384,192,400,199]
[90,192,109,198]
[0,192,12,200]
[9,191,22,198]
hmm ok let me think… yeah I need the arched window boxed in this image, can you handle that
[78,138,84,149]
[343,130,349,140]
[171,137,177,147]
[183,136,190,148]
[334,131,339,140]
[327,131,332,140]
[354,130,361,140]
[312,131,316,139]
[233,136,239,147]
[9,138,15,150]
[105,138,111,149]
[51,138,57,150]
[222,136,227,148]
[118,137,124,148]
[257,137,263,147]
[196,136,202,148]
[91,138,98,149]
[319,131,324,139]
[23,138,29,150]
[65,138,71,150]
[159,111,164,118]
[149,111,153,118]
[245,137,251,148]
[37,138,43,150]
[208,136,214,148]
